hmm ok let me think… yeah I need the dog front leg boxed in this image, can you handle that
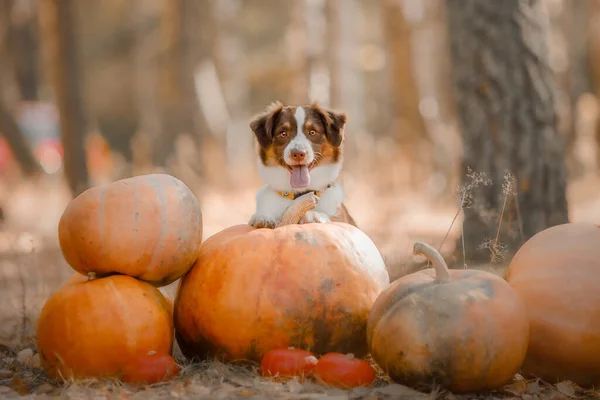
[248,214,277,229]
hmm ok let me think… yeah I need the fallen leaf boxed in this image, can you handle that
[10,376,28,395]
[238,389,256,397]
[16,349,33,363]
[526,379,541,394]
[503,379,529,395]
[555,381,577,397]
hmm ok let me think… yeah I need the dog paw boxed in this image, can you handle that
[293,192,320,207]
[300,210,331,225]
[248,215,276,229]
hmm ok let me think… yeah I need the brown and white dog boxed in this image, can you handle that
[248,101,356,229]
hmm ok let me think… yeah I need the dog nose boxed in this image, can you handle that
[290,149,307,163]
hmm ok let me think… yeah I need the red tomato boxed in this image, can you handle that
[259,347,318,379]
[122,353,180,384]
[313,353,375,388]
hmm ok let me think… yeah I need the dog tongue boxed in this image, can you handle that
[290,165,310,188]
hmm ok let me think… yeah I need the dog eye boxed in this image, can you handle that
[278,131,287,138]
[309,130,317,136]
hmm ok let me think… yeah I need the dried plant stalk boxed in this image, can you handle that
[275,193,318,227]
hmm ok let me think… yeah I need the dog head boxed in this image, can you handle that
[249,101,347,192]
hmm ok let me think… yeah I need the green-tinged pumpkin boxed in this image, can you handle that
[367,242,529,393]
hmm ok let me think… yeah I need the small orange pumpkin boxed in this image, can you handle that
[259,347,318,380]
[174,222,389,363]
[367,242,529,393]
[313,353,376,388]
[505,222,600,387]
[121,353,180,384]
[36,275,174,381]
[58,173,202,287]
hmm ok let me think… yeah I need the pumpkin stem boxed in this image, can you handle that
[413,242,451,283]
[87,271,97,281]
[275,193,318,227]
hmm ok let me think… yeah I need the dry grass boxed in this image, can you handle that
[1,165,600,399]
[2,347,600,399]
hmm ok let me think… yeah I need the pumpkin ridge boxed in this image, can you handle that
[144,175,168,278]
[97,185,108,269]
[105,277,137,349]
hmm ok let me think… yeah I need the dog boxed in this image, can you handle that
[248,101,356,229]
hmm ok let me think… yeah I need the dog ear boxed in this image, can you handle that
[249,101,283,149]
[311,103,347,147]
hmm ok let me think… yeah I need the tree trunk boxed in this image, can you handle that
[565,0,592,178]
[6,1,41,101]
[446,0,569,265]
[326,0,365,165]
[153,0,211,168]
[381,0,433,188]
[39,0,90,197]
[214,0,252,183]
[0,101,40,176]
[590,0,600,168]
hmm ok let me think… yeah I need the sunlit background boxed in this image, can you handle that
[1,0,600,349]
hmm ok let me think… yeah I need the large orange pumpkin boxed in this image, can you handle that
[58,173,202,287]
[367,242,529,393]
[174,223,389,363]
[505,222,600,387]
[36,275,174,381]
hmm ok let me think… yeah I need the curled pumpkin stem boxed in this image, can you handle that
[275,193,319,228]
[87,271,97,281]
[413,242,451,283]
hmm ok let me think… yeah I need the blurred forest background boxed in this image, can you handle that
[1,0,600,347]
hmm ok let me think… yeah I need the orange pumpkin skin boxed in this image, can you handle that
[36,275,174,381]
[313,353,376,388]
[505,223,600,387]
[121,354,180,384]
[259,348,318,379]
[174,223,389,363]
[64,272,176,318]
[367,243,529,394]
[58,173,202,287]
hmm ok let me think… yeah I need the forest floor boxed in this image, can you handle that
[1,170,600,399]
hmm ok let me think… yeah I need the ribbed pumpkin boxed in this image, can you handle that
[505,222,600,387]
[64,272,175,317]
[367,242,529,393]
[174,222,389,363]
[36,275,174,381]
[58,173,202,287]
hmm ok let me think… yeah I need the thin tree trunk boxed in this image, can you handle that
[39,0,89,197]
[284,0,309,104]
[446,0,569,264]
[327,0,365,164]
[305,0,329,106]
[153,0,211,168]
[590,0,600,169]
[0,1,41,176]
[0,101,40,176]
[6,2,40,101]
[214,0,252,182]
[381,0,432,188]
[566,0,592,171]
